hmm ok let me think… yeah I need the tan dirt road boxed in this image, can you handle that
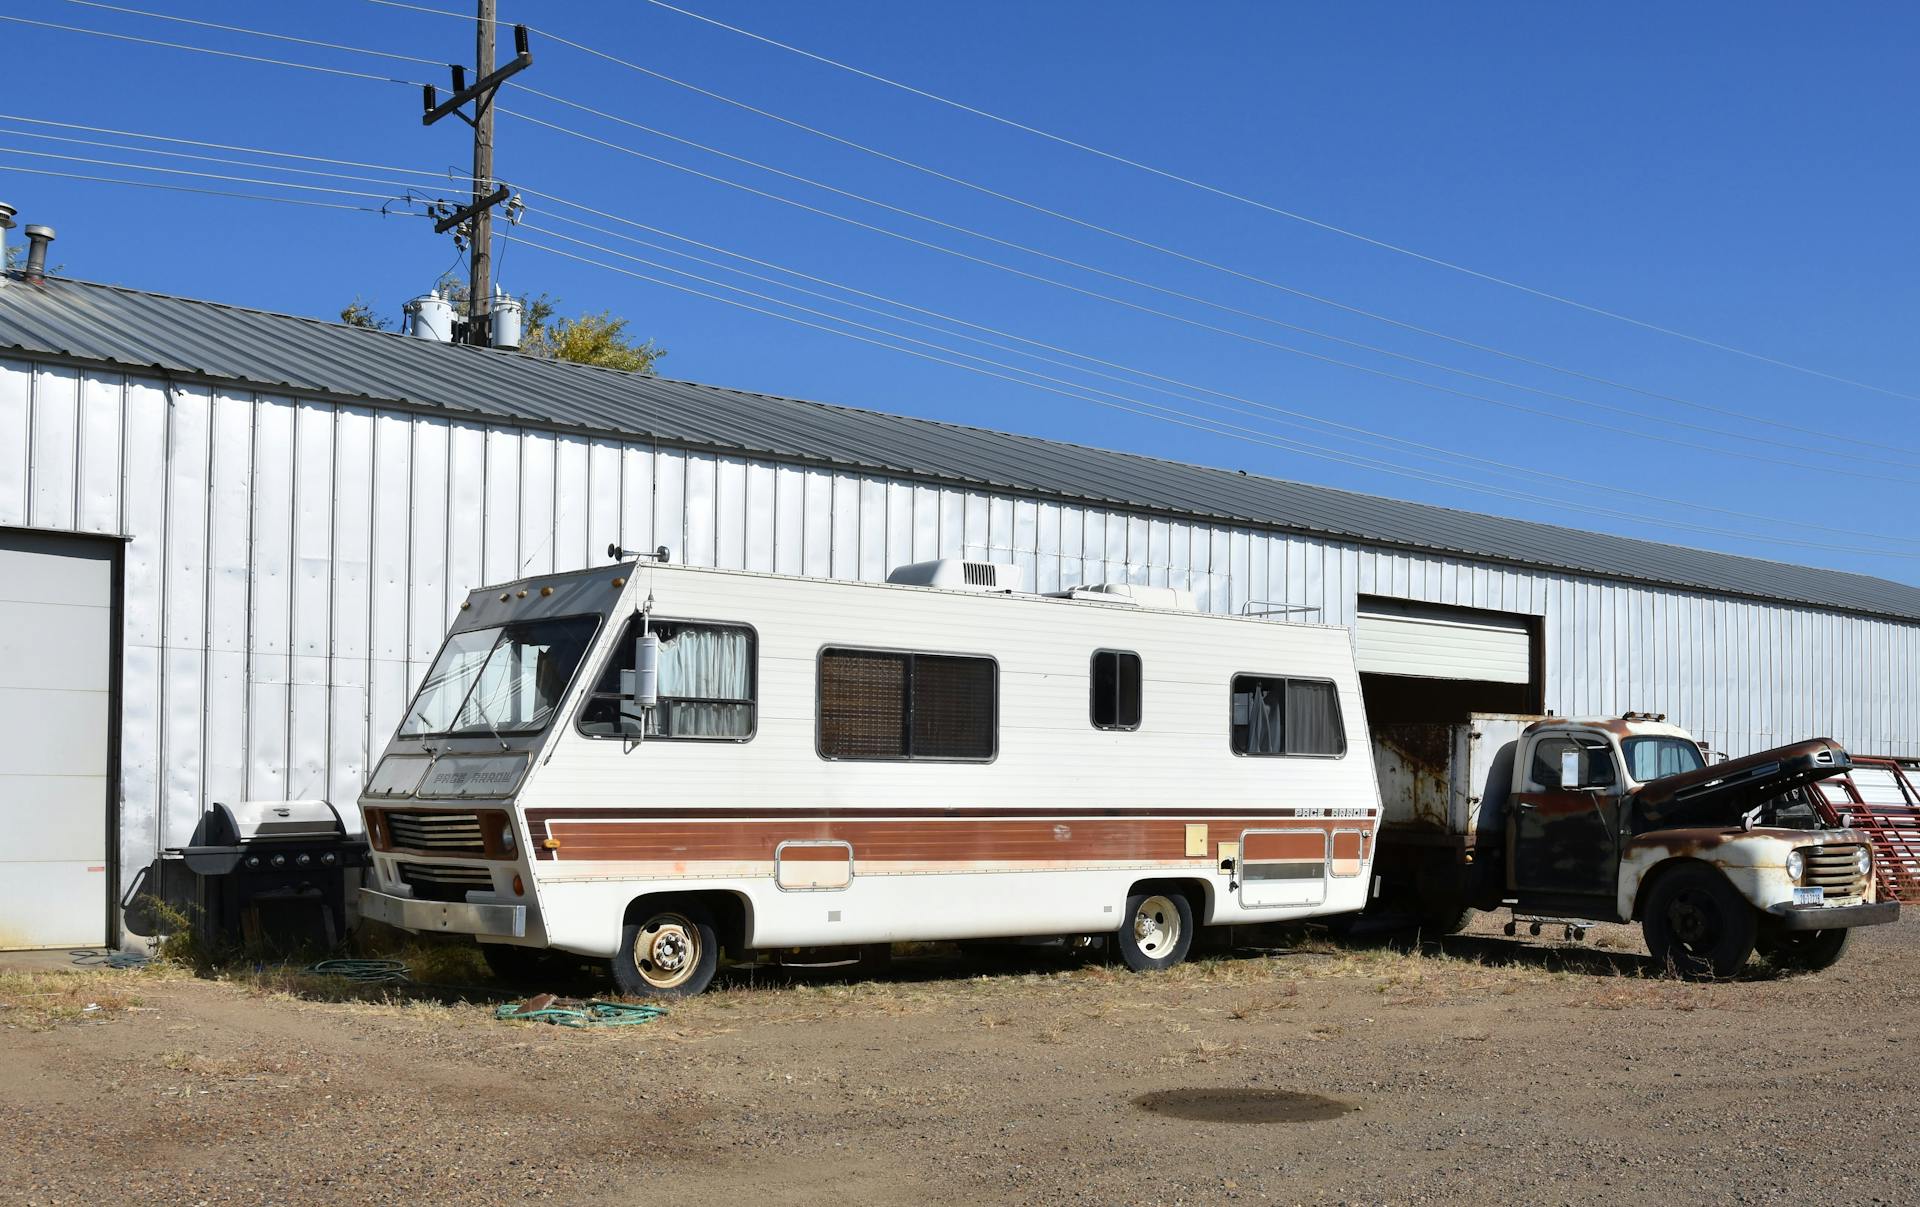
[2,918,1914,1205]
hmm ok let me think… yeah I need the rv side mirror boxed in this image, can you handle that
[1559,748,1583,790]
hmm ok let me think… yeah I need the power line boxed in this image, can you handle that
[56,0,444,66]
[0,125,459,194]
[638,0,1920,405]
[502,88,1920,476]
[0,14,429,86]
[0,144,434,205]
[6,104,1903,545]
[0,112,460,183]
[502,229,1920,561]
[0,162,415,215]
[484,11,1913,463]
[497,107,1920,486]
[15,1,1903,471]
[519,213,1920,550]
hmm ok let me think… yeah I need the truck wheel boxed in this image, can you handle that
[1759,926,1852,972]
[1416,903,1474,938]
[1642,867,1757,980]
[612,903,719,998]
[1116,890,1194,972]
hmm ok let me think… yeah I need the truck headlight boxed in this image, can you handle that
[1857,848,1872,876]
[1785,850,1805,881]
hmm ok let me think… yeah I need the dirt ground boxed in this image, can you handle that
[2,915,1916,1206]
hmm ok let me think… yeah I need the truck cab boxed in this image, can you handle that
[1374,713,1897,977]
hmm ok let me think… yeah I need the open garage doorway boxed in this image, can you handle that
[1355,596,1542,726]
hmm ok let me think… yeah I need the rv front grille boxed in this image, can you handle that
[1800,844,1870,899]
[396,861,494,903]
[384,811,485,855]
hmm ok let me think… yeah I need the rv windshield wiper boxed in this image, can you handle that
[461,688,512,752]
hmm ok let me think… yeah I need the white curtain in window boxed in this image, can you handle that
[1245,681,1285,754]
[658,627,751,737]
[1286,680,1341,755]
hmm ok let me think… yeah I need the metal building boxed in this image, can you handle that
[2,274,1917,949]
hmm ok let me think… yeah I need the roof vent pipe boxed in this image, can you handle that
[22,224,54,282]
[0,203,14,287]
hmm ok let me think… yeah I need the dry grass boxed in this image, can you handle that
[0,964,186,1030]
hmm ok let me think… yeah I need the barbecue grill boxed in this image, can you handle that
[172,800,371,950]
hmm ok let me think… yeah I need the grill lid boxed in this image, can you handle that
[213,799,348,844]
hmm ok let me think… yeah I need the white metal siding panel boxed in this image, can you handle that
[8,357,1920,950]
[1355,602,1532,683]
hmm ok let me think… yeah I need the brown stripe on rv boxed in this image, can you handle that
[524,811,1361,864]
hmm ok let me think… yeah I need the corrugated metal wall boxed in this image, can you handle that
[4,355,1917,912]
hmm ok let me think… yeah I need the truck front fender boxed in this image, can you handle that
[1618,828,1806,920]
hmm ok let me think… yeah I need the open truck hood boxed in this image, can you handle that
[1631,738,1850,832]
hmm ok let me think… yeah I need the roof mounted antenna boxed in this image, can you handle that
[608,544,671,564]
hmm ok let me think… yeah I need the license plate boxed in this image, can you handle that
[1792,886,1824,906]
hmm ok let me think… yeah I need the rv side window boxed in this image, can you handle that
[1090,650,1142,730]
[578,618,756,741]
[818,648,996,761]
[1229,675,1346,757]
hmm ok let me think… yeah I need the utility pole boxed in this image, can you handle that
[421,1,531,346]
[469,2,495,341]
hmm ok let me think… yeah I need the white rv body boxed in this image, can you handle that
[358,561,1381,967]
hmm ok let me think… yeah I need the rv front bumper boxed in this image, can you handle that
[358,888,526,938]
[1770,900,1899,931]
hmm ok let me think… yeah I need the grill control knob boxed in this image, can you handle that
[295,853,312,867]
[270,853,287,868]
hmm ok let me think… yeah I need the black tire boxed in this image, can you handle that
[1116,889,1195,972]
[1414,903,1474,938]
[612,902,720,998]
[1759,926,1852,972]
[480,942,565,985]
[1642,866,1758,980]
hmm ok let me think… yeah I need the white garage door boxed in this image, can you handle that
[1355,599,1531,684]
[0,531,113,949]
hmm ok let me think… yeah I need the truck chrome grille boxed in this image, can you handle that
[385,811,485,855]
[396,861,493,902]
[1801,844,1870,899]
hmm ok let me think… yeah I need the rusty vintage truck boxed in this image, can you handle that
[1369,713,1898,977]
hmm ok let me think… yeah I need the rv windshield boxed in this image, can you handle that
[400,615,598,738]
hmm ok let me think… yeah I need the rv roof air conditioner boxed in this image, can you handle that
[1049,582,1198,611]
[886,558,1024,594]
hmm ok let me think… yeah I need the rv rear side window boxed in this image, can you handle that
[1230,675,1346,757]
[1090,650,1142,730]
[818,648,996,761]
[578,618,756,741]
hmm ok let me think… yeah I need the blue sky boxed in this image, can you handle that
[4,1,1918,584]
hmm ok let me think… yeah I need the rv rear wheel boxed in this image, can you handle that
[613,903,719,998]
[1117,890,1194,972]
[1642,866,1756,980]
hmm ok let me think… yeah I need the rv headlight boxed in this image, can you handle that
[1857,848,1872,876]
[499,826,516,856]
[1785,850,1806,881]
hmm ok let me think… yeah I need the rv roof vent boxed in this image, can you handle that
[886,558,1025,594]
[1052,582,1197,611]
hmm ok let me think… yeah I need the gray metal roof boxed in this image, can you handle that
[4,273,1917,623]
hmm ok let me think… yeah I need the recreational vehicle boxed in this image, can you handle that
[357,558,1382,995]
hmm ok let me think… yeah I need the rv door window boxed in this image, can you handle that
[1090,650,1142,731]
[818,648,996,761]
[578,619,756,740]
[1229,675,1346,757]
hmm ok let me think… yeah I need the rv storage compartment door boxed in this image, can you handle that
[776,841,854,890]
[1238,829,1328,908]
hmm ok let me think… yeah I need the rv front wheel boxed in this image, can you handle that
[613,903,719,997]
[1117,890,1194,972]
